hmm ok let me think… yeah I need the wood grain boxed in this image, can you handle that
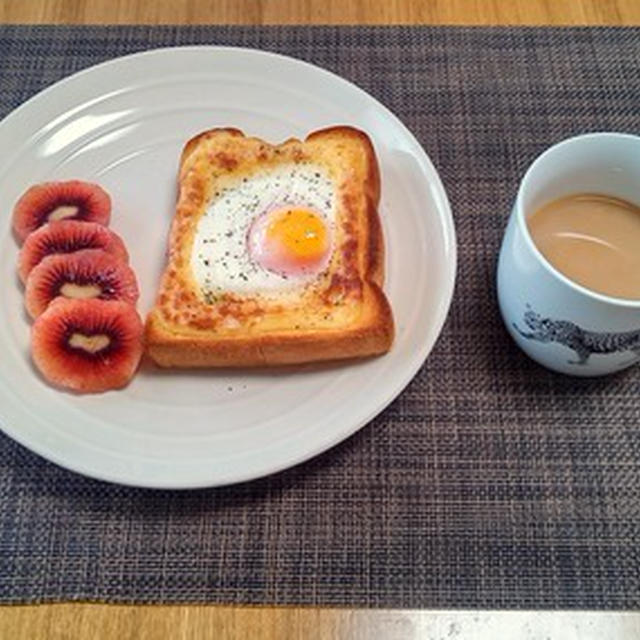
[0,0,639,25]
[1,1,638,638]
[0,605,424,640]
[2,606,640,639]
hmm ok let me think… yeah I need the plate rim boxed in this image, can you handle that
[0,45,457,488]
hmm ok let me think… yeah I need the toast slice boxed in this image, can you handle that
[145,126,394,367]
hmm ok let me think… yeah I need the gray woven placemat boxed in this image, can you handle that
[1,25,639,608]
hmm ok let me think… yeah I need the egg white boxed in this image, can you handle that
[191,163,336,299]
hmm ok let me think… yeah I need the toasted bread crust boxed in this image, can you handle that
[145,126,394,367]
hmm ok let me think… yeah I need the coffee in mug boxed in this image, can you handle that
[527,193,640,300]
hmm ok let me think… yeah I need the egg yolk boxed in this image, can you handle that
[249,205,331,277]
[266,207,329,265]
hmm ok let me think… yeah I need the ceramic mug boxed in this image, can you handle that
[497,132,640,376]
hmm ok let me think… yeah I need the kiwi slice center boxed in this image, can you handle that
[60,282,102,299]
[48,205,79,222]
[68,333,110,353]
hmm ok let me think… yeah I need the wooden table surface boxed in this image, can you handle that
[1,1,638,638]
[0,0,639,24]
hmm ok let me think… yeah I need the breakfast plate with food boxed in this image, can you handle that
[0,47,456,488]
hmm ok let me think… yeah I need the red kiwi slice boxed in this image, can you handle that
[25,249,139,318]
[31,298,143,393]
[18,220,129,283]
[12,180,111,243]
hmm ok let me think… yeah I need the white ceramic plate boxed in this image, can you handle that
[0,47,456,488]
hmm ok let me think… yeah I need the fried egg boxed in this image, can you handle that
[191,164,335,298]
